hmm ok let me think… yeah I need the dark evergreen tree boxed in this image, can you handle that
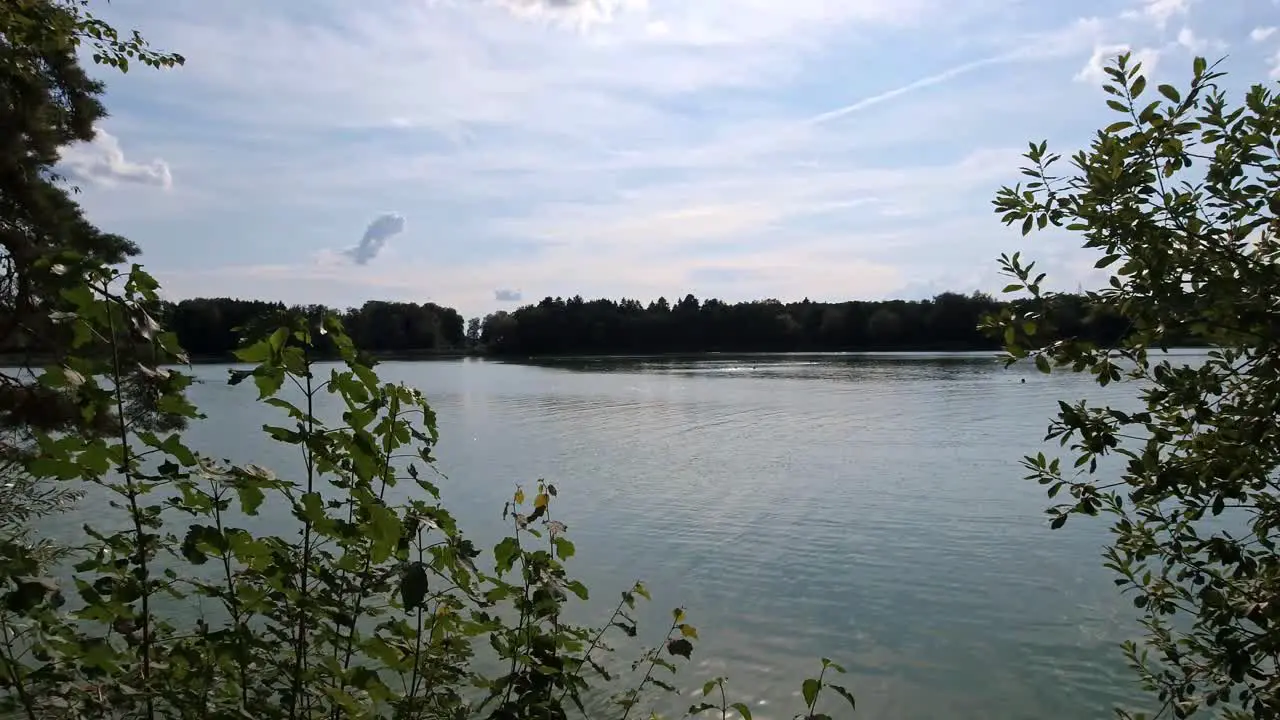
[0,0,184,462]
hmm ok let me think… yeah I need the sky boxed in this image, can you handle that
[58,0,1280,318]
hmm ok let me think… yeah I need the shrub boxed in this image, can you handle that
[0,261,857,720]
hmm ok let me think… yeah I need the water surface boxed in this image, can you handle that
[52,352,1170,718]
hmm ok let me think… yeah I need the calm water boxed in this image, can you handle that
[46,352,1180,718]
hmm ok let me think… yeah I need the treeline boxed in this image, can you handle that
[2,292,1150,361]
[1,292,1151,360]
[160,298,466,358]
[478,291,1135,355]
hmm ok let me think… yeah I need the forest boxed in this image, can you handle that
[104,291,1137,358]
[0,291,1149,361]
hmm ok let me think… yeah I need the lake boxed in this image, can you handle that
[44,352,1167,718]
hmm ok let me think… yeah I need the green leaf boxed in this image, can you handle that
[299,492,326,524]
[666,638,693,659]
[235,482,265,515]
[1106,99,1128,113]
[1193,55,1206,75]
[1104,121,1134,133]
[400,561,429,610]
[1158,84,1180,103]
[564,579,589,601]
[553,536,576,560]
[234,339,272,364]
[367,504,402,563]
[730,703,753,720]
[1035,355,1050,374]
[493,537,521,575]
[1130,75,1146,97]
[802,678,821,708]
[828,683,856,711]
[252,369,285,399]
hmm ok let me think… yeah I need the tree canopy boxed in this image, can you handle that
[477,290,1143,356]
[990,53,1280,718]
[0,0,185,459]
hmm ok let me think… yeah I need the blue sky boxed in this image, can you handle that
[58,0,1280,318]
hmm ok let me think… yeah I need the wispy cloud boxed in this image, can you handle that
[343,213,406,266]
[1123,0,1190,30]
[66,0,1274,317]
[488,0,647,27]
[1251,26,1277,42]
[57,127,172,189]
[1075,44,1162,85]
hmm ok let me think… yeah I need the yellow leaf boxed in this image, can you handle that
[514,488,525,505]
[680,624,698,639]
[535,493,549,509]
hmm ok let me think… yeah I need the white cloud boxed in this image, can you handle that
[343,213,407,265]
[67,0,1227,318]
[1252,26,1277,42]
[1075,44,1161,85]
[57,128,172,189]
[1175,27,1224,54]
[489,0,647,27]
[1123,0,1190,29]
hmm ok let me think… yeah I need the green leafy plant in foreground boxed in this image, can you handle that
[988,53,1280,719]
[0,257,856,719]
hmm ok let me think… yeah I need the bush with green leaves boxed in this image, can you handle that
[988,53,1280,719]
[0,258,857,720]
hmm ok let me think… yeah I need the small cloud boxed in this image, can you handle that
[57,127,172,189]
[1075,44,1160,85]
[489,0,646,27]
[494,288,523,302]
[1251,26,1277,42]
[1122,0,1189,29]
[1176,27,1225,54]
[343,213,406,265]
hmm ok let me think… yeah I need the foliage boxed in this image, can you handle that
[0,0,184,459]
[477,292,1015,355]
[0,255,857,719]
[988,52,1280,718]
[149,298,466,359]
[1,0,184,74]
[15,290,1159,360]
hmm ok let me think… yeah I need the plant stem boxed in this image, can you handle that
[804,665,829,718]
[338,398,400,671]
[290,350,318,720]
[0,616,38,720]
[211,480,250,710]
[497,519,530,714]
[104,283,154,720]
[619,617,680,720]
[557,592,629,708]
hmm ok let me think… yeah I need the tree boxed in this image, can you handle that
[0,0,185,456]
[989,53,1280,718]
